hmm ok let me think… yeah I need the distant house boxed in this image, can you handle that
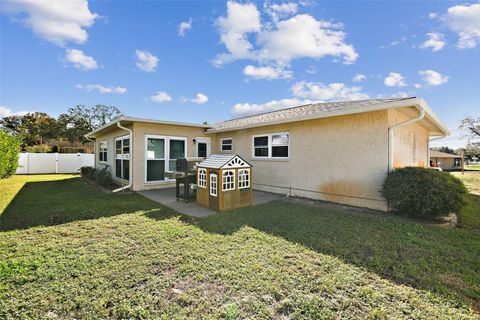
[86,97,449,211]
[430,150,462,170]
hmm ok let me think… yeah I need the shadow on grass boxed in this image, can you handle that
[186,198,480,311]
[0,177,174,231]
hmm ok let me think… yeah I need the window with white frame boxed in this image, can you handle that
[222,170,235,191]
[253,132,289,159]
[198,168,207,188]
[145,135,186,182]
[238,169,250,189]
[221,138,233,151]
[210,174,218,196]
[115,136,130,180]
[99,141,107,162]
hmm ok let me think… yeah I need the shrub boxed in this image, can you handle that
[25,144,52,153]
[0,130,22,179]
[382,167,467,218]
[80,166,96,180]
[95,167,114,189]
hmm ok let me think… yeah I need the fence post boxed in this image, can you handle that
[55,153,59,174]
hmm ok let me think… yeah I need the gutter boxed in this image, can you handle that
[85,135,96,168]
[113,121,133,193]
[387,104,425,172]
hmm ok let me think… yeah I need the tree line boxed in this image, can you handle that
[0,105,121,152]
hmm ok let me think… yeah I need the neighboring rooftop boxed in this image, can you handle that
[430,150,461,158]
[210,97,414,132]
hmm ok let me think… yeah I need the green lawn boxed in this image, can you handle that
[1,175,479,319]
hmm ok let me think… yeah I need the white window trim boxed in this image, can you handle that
[114,135,130,181]
[220,137,233,152]
[198,168,207,188]
[144,134,188,184]
[222,169,235,191]
[252,132,290,160]
[195,137,211,158]
[99,140,108,163]
[210,173,218,197]
[238,168,250,189]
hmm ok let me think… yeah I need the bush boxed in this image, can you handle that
[80,166,96,180]
[95,167,114,189]
[0,130,22,179]
[382,167,467,218]
[25,144,52,153]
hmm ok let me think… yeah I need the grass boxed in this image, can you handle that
[453,171,480,230]
[465,164,480,171]
[0,175,479,319]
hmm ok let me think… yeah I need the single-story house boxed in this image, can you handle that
[429,150,462,170]
[86,97,449,211]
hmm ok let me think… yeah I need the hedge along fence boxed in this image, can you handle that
[382,167,467,218]
[0,130,22,179]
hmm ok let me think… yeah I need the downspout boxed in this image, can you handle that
[387,105,425,172]
[113,121,133,193]
[85,135,96,168]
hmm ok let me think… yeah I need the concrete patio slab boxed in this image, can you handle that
[138,188,283,217]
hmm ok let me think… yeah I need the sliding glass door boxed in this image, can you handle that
[145,135,186,182]
[115,135,130,181]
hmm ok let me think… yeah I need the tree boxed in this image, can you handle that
[58,105,122,143]
[0,129,22,179]
[459,115,480,140]
[0,112,60,145]
[431,146,456,155]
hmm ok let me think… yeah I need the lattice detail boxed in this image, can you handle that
[226,156,247,168]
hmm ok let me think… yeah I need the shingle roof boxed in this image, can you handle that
[197,154,251,169]
[210,97,415,132]
[430,150,461,158]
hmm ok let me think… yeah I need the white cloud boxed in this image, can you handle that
[2,0,98,46]
[414,83,422,89]
[444,3,480,49]
[150,91,172,103]
[418,69,449,86]
[76,84,127,94]
[306,66,316,74]
[0,106,30,118]
[231,98,313,116]
[265,2,298,21]
[420,32,445,52]
[178,18,192,37]
[352,73,366,82]
[384,72,406,87]
[291,81,368,101]
[243,64,292,80]
[190,93,209,104]
[65,49,97,70]
[428,12,438,19]
[135,50,159,72]
[214,1,357,67]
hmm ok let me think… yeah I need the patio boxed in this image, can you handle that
[138,188,284,217]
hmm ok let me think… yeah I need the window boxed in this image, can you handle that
[198,168,207,188]
[99,141,107,162]
[222,170,235,191]
[253,132,289,159]
[210,174,217,196]
[238,169,250,189]
[221,138,233,151]
[115,136,130,180]
[145,135,187,182]
[197,143,207,157]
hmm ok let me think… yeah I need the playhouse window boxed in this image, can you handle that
[222,170,235,191]
[99,141,107,162]
[198,168,207,188]
[221,138,233,151]
[238,169,250,189]
[210,174,218,196]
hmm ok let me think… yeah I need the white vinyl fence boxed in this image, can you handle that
[16,153,94,174]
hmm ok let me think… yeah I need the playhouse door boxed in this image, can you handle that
[209,173,219,210]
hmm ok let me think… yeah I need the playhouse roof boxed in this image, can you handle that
[197,154,251,169]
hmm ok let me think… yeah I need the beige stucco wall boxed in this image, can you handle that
[94,122,209,191]
[388,109,429,169]
[210,111,390,211]
[431,157,457,170]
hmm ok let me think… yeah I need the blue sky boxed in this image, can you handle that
[1,1,479,148]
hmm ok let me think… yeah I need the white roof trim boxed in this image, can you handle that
[86,116,212,138]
